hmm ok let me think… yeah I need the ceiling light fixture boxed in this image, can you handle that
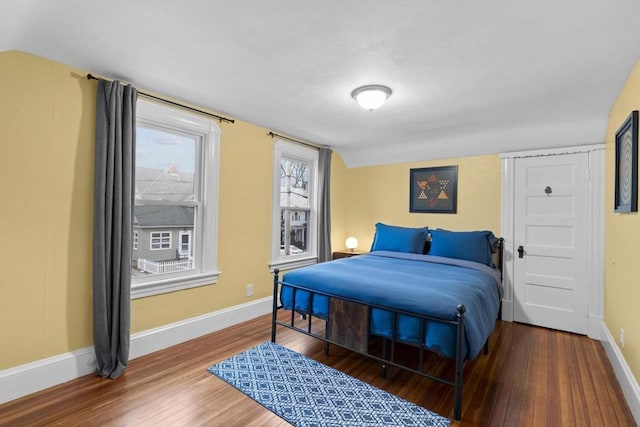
[351,85,392,111]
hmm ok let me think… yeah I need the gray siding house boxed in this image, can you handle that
[133,205,194,274]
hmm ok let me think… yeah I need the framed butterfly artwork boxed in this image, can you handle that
[409,165,458,213]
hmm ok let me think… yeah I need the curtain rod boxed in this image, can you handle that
[267,131,325,150]
[86,74,235,124]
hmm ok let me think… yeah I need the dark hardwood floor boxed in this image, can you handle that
[0,314,635,426]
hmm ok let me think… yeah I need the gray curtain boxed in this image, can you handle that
[317,148,332,262]
[93,78,137,379]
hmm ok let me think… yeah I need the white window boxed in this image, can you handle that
[270,140,318,270]
[150,231,172,250]
[132,99,220,298]
[133,230,139,251]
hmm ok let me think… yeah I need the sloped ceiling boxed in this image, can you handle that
[2,0,640,167]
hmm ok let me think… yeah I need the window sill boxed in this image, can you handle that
[269,256,317,272]
[131,271,221,299]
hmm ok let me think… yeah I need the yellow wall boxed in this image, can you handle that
[0,50,511,375]
[329,153,348,252]
[0,50,95,369]
[605,59,640,383]
[340,155,501,251]
[0,50,348,370]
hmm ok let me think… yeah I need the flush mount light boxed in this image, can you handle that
[351,84,392,111]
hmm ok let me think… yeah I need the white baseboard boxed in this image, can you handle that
[129,296,272,359]
[588,314,604,340]
[600,321,640,424]
[0,346,97,406]
[0,296,272,405]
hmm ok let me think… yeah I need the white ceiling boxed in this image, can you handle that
[3,0,640,167]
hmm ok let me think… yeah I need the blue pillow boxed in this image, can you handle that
[428,229,496,266]
[370,223,428,254]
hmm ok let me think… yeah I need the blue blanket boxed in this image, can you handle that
[280,251,502,360]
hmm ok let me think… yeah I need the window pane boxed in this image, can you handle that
[136,126,196,202]
[271,141,318,267]
[134,124,197,278]
[280,208,308,255]
[280,158,310,208]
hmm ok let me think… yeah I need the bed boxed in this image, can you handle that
[271,224,504,420]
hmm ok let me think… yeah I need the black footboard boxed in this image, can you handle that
[271,268,471,421]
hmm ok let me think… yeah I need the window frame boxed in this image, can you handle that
[132,99,221,299]
[270,140,319,271]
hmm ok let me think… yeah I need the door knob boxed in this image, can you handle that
[517,245,524,258]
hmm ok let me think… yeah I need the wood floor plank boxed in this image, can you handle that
[502,319,533,426]
[0,316,635,427]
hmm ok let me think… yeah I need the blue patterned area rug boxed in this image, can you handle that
[207,341,450,427]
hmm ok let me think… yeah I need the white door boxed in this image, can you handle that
[513,152,589,334]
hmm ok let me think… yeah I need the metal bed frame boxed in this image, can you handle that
[271,238,504,421]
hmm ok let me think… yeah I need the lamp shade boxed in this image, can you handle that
[351,85,392,110]
[345,236,358,251]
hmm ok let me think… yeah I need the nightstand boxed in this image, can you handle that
[332,250,366,260]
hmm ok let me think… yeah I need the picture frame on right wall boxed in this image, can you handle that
[614,110,639,213]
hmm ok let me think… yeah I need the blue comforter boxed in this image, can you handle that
[280,251,502,360]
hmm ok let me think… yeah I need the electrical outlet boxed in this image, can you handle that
[620,328,625,348]
[246,283,253,297]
